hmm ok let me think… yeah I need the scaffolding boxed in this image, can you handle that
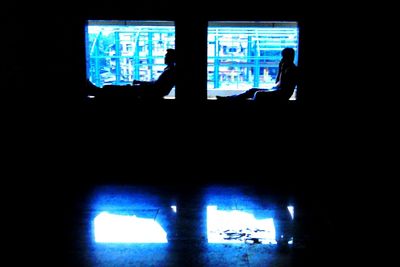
[85,20,299,99]
[207,22,299,97]
[86,21,175,87]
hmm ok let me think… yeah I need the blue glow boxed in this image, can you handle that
[94,212,168,243]
[207,21,299,99]
[85,20,175,98]
[207,206,277,244]
[287,205,294,219]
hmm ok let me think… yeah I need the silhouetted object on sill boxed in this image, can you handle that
[85,49,176,101]
[216,47,298,103]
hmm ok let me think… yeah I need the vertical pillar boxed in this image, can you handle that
[175,16,207,102]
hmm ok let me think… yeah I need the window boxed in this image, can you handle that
[207,21,299,100]
[85,20,176,98]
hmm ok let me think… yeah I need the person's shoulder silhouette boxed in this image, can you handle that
[152,48,176,97]
[216,47,298,102]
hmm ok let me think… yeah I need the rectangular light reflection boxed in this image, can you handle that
[94,212,168,243]
[207,206,276,244]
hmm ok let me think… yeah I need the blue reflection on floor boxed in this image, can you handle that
[207,205,277,244]
[85,185,296,266]
[94,212,168,243]
[88,186,174,266]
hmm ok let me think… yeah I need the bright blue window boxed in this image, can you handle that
[207,21,299,99]
[85,20,175,97]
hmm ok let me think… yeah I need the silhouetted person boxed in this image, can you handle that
[85,48,176,100]
[216,47,298,102]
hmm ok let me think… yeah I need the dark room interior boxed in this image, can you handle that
[4,1,390,266]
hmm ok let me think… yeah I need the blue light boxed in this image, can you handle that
[207,206,277,244]
[287,205,294,219]
[94,212,168,243]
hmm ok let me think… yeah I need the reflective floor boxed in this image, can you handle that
[60,184,335,267]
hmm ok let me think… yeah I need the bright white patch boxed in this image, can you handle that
[207,206,276,244]
[287,206,294,219]
[170,205,177,213]
[94,212,168,243]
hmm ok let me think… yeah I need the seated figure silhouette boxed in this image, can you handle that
[216,47,298,103]
[85,48,176,100]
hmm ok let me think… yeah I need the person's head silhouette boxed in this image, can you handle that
[165,48,176,67]
[281,47,295,63]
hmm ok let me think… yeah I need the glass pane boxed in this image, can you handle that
[207,21,299,99]
[85,20,175,97]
